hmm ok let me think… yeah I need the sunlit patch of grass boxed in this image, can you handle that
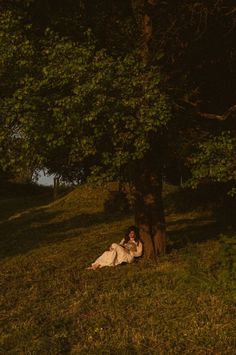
[0,183,235,353]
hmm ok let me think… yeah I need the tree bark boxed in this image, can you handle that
[131,0,159,64]
[53,177,60,200]
[134,159,166,258]
[132,0,166,258]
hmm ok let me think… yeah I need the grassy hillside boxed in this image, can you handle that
[0,183,235,354]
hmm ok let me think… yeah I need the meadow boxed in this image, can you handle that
[0,182,235,354]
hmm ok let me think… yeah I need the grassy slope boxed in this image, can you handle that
[0,183,235,354]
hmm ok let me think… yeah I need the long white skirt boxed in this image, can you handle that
[92,243,134,268]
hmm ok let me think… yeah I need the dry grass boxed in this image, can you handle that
[0,183,235,354]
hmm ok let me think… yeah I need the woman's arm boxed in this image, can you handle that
[131,242,143,257]
[110,238,125,251]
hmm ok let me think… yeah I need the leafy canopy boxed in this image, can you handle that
[0,16,171,182]
[189,132,236,195]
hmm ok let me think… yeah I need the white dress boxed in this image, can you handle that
[91,239,143,268]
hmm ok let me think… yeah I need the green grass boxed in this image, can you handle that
[0,183,235,354]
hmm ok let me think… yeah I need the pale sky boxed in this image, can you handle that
[36,171,54,186]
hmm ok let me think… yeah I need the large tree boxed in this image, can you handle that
[0,0,235,257]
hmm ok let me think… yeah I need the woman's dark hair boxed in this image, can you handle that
[124,225,140,244]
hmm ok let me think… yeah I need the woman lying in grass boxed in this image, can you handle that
[87,226,143,270]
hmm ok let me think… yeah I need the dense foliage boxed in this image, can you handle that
[0,8,171,183]
[0,1,235,185]
[0,1,235,246]
[0,10,38,181]
[189,132,236,195]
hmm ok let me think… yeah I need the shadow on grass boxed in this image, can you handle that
[0,194,54,222]
[167,214,235,252]
[1,184,234,261]
[0,181,74,222]
[0,183,54,222]
[0,207,130,260]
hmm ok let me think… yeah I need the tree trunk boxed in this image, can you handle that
[131,0,159,64]
[132,0,166,258]
[134,161,166,258]
[53,177,60,200]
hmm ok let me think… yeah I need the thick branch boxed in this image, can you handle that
[198,104,236,121]
[182,98,236,121]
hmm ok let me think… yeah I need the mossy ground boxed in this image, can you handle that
[0,183,235,354]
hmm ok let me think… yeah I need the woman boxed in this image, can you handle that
[87,226,143,270]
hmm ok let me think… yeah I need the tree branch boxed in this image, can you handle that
[198,104,236,121]
[182,98,236,121]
